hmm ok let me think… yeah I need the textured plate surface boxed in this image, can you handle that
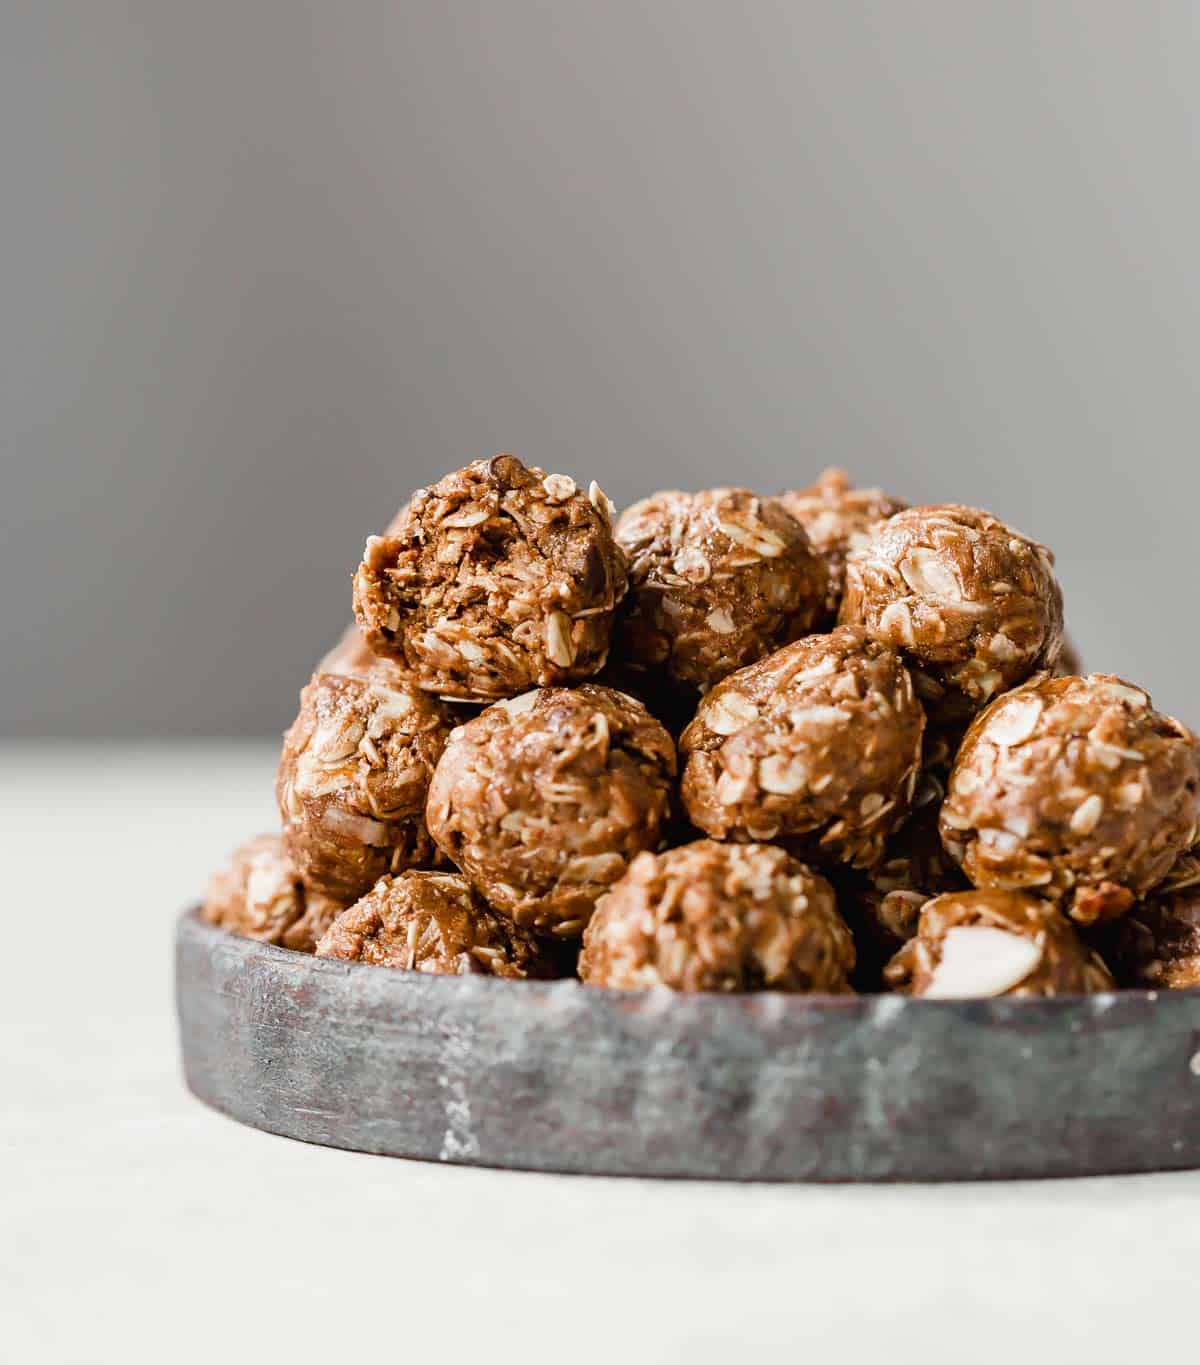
[176,907,1200,1182]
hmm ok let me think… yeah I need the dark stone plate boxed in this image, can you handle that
[175,907,1200,1181]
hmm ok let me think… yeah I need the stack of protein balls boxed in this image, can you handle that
[203,456,1200,998]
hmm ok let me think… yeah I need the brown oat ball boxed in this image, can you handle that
[425,684,677,938]
[613,487,827,694]
[884,889,1114,998]
[276,667,456,903]
[202,834,344,952]
[353,455,626,701]
[314,871,553,978]
[940,674,1200,924]
[838,504,1064,722]
[579,841,855,993]
[774,467,908,621]
[679,626,925,869]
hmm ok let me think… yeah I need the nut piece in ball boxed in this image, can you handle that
[940,674,1200,924]
[774,467,907,621]
[679,626,925,869]
[614,487,827,694]
[838,504,1064,721]
[884,889,1114,998]
[579,841,855,993]
[202,834,344,952]
[425,684,677,938]
[353,455,626,700]
[314,871,552,978]
[277,666,456,903]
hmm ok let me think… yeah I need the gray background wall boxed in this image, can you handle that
[3,1,1198,737]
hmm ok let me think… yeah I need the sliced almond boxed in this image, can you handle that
[1089,680,1149,709]
[878,600,916,646]
[704,690,760,736]
[923,926,1043,999]
[899,547,962,600]
[497,690,540,717]
[541,473,576,502]
[1070,794,1104,836]
[587,480,616,521]
[759,753,809,795]
[986,696,1043,748]
[545,611,577,667]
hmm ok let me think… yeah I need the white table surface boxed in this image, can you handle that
[4,742,1197,1364]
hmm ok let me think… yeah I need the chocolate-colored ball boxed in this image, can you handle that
[314,871,553,978]
[353,455,626,701]
[276,666,455,903]
[774,467,907,621]
[202,834,343,952]
[941,674,1200,923]
[579,841,855,993]
[679,626,925,869]
[839,504,1064,722]
[425,684,676,938]
[884,889,1114,998]
[613,488,827,694]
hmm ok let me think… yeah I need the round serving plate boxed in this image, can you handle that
[175,907,1200,1182]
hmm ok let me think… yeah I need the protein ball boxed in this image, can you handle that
[1099,853,1200,989]
[884,889,1114,998]
[838,504,1064,722]
[679,626,925,869]
[425,684,677,938]
[276,667,455,903]
[579,841,855,993]
[202,834,343,952]
[314,871,552,978]
[613,487,827,694]
[353,454,626,701]
[774,467,907,621]
[941,674,1200,923]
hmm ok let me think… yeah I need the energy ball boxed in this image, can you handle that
[425,684,677,938]
[314,871,553,979]
[941,674,1200,923]
[838,504,1064,721]
[774,467,907,621]
[884,889,1114,998]
[276,667,455,903]
[202,834,343,952]
[613,487,827,694]
[579,841,855,993]
[1099,852,1200,989]
[679,626,925,869]
[353,454,626,701]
